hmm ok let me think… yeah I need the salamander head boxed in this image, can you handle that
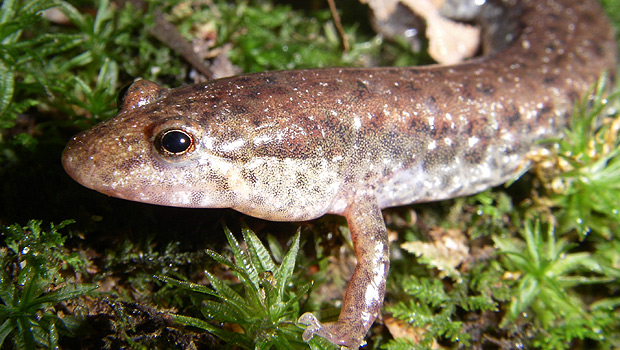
[62,78,342,220]
[62,79,243,209]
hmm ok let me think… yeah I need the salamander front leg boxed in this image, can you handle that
[299,194,389,349]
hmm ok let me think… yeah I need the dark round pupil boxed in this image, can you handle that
[161,130,192,154]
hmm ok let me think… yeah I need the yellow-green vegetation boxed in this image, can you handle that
[157,226,335,350]
[0,0,618,349]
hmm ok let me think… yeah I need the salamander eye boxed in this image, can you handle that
[158,129,195,155]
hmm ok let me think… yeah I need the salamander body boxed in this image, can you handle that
[62,0,616,348]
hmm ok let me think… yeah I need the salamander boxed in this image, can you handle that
[62,0,616,348]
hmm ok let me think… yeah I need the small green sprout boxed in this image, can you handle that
[385,265,504,350]
[0,268,95,349]
[494,218,620,348]
[533,75,620,239]
[159,225,334,349]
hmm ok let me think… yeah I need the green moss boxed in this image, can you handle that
[159,225,335,349]
[0,220,96,349]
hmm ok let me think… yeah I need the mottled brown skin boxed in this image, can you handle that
[62,0,616,348]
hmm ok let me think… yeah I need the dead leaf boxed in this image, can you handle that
[401,227,469,280]
[362,0,480,64]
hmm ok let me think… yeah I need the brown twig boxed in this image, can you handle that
[327,0,350,52]
[149,10,214,79]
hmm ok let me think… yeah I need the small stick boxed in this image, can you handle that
[327,0,350,52]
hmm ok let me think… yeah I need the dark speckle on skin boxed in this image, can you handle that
[475,83,495,94]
